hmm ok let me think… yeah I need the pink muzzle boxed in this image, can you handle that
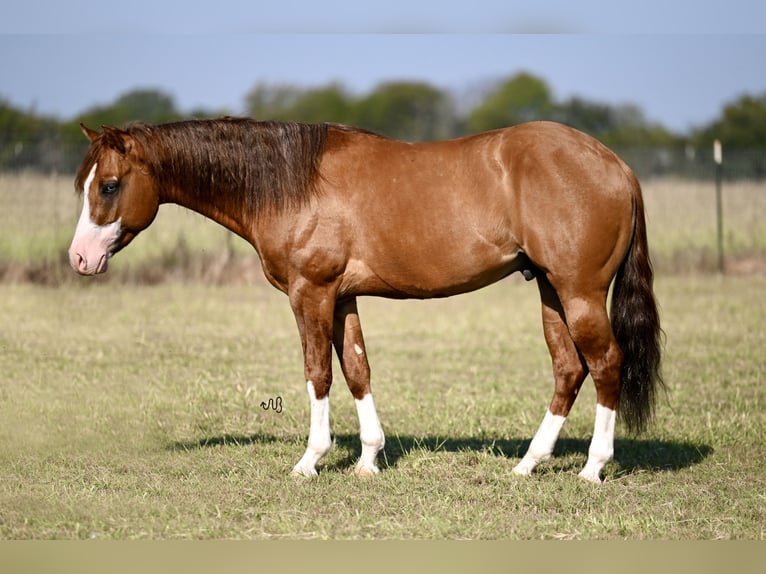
[68,218,121,275]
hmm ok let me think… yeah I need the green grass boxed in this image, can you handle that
[642,178,766,272]
[1,276,764,539]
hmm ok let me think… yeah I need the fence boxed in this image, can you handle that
[1,135,764,283]
[2,130,766,181]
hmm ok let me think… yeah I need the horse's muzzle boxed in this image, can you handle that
[69,250,109,275]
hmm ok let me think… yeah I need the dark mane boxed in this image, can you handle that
[76,117,353,221]
[137,118,332,219]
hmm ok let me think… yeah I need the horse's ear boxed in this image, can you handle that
[80,123,100,142]
[101,125,135,156]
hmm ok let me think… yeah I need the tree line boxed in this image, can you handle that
[2,72,765,178]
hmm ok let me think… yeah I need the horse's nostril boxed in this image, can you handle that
[76,253,88,273]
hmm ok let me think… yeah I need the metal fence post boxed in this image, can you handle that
[714,139,724,273]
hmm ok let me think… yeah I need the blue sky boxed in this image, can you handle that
[2,1,765,134]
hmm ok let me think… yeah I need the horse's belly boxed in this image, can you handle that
[340,244,523,299]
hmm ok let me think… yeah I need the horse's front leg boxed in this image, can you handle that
[333,297,385,476]
[289,280,337,477]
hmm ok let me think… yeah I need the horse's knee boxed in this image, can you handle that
[307,372,333,400]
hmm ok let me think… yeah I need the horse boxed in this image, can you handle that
[68,117,663,483]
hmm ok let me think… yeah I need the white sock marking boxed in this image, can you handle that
[513,409,566,476]
[579,404,616,483]
[291,381,332,477]
[355,393,384,475]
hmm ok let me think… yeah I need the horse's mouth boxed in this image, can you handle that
[94,253,110,274]
[70,251,110,276]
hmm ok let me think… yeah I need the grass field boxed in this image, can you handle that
[1,274,764,539]
[1,172,764,539]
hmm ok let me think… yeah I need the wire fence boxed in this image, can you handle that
[1,135,764,283]
[2,131,766,181]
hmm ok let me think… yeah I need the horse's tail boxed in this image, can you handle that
[611,177,664,434]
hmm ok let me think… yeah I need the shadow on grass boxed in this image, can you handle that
[169,433,285,451]
[170,432,713,476]
[333,435,713,475]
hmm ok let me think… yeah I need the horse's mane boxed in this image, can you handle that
[137,118,333,218]
[76,117,374,221]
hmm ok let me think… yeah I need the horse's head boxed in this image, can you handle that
[68,124,160,275]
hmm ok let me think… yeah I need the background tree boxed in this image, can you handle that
[245,82,355,124]
[553,96,614,138]
[53,88,184,172]
[75,88,181,128]
[4,76,766,178]
[353,81,456,141]
[691,93,766,177]
[694,93,766,149]
[245,83,305,120]
[0,99,62,171]
[467,72,553,132]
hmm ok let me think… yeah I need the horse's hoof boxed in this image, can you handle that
[512,461,534,477]
[290,467,318,478]
[353,465,379,478]
[577,468,603,484]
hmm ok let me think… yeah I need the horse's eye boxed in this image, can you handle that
[100,181,120,195]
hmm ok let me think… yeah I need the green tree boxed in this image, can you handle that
[245,82,355,124]
[74,88,181,128]
[0,99,63,171]
[245,83,304,120]
[694,93,766,149]
[554,97,677,147]
[553,96,614,137]
[59,88,183,170]
[288,84,356,124]
[691,93,766,178]
[353,81,456,141]
[467,72,553,132]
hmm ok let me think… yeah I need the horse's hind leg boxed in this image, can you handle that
[513,276,588,477]
[333,298,385,476]
[559,292,623,483]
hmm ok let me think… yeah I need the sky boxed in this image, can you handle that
[2,1,766,134]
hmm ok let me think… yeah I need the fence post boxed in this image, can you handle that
[714,139,724,273]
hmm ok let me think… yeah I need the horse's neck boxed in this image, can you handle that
[161,174,255,245]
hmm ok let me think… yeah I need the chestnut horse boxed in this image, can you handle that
[68,118,662,483]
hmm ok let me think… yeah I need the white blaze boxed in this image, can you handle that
[69,162,122,275]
